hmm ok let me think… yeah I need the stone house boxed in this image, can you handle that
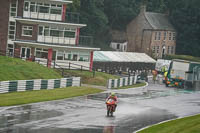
[126,6,176,58]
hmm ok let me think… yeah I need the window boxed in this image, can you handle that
[38,3,50,13]
[50,29,63,37]
[79,52,89,62]
[50,4,62,14]
[154,32,161,40]
[164,32,167,40]
[22,26,33,37]
[158,32,161,40]
[167,46,170,54]
[10,1,17,17]
[39,26,43,35]
[173,32,176,40]
[79,55,89,62]
[64,31,75,38]
[24,2,29,11]
[39,6,49,13]
[73,54,78,61]
[30,2,37,12]
[8,21,16,40]
[152,46,156,53]
[35,48,48,58]
[38,26,76,38]
[169,32,172,40]
[64,52,72,60]
[157,46,160,53]
[171,46,174,54]
[117,44,120,49]
[8,44,14,56]
[57,51,64,60]
[44,26,50,36]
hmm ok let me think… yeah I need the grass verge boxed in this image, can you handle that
[117,82,146,89]
[0,87,104,107]
[138,114,200,133]
[62,70,119,86]
[165,54,200,62]
[0,56,61,81]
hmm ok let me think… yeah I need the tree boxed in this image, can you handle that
[168,0,200,56]
[104,0,141,30]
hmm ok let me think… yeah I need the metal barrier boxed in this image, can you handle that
[107,75,138,89]
[0,77,81,94]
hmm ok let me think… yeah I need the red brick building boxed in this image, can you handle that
[126,6,176,58]
[0,0,99,70]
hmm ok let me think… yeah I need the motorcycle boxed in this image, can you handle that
[106,99,116,117]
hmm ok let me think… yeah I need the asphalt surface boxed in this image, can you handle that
[1,82,200,133]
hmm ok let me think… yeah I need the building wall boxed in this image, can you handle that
[0,0,10,52]
[16,22,38,41]
[151,31,176,58]
[18,0,24,17]
[126,6,152,53]
[141,30,153,55]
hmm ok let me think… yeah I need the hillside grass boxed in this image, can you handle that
[63,70,119,86]
[0,56,62,81]
[138,114,200,133]
[0,86,103,106]
[165,54,200,62]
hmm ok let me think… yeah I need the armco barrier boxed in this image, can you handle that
[0,77,81,94]
[107,75,138,89]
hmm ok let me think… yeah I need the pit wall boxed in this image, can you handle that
[0,77,81,94]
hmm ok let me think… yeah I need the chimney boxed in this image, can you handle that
[140,5,146,14]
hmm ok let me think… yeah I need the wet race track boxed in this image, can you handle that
[1,82,200,133]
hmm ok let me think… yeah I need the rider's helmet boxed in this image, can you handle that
[111,92,116,97]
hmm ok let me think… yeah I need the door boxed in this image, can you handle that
[21,47,31,59]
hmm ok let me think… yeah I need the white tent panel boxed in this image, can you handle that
[94,51,156,63]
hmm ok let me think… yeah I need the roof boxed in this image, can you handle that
[93,51,156,63]
[145,12,175,31]
[14,40,100,51]
[15,17,86,28]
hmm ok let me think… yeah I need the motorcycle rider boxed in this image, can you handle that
[106,92,118,112]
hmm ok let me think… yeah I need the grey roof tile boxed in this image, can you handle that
[145,12,175,31]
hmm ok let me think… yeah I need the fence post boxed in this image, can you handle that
[62,68,64,77]
[81,65,83,72]
[69,62,71,70]
[47,59,49,67]
[54,60,56,68]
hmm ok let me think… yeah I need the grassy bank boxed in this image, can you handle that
[138,114,200,133]
[117,82,146,89]
[0,56,61,81]
[0,87,103,106]
[63,70,119,86]
[165,54,200,62]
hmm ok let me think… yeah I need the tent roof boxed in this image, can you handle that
[94,51,156,63]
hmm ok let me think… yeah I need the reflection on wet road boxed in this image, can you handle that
[1,83,200,133]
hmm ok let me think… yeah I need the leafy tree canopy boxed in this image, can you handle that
[68,0,200,56]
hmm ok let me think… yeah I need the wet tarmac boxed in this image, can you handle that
[1,83,200,133]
